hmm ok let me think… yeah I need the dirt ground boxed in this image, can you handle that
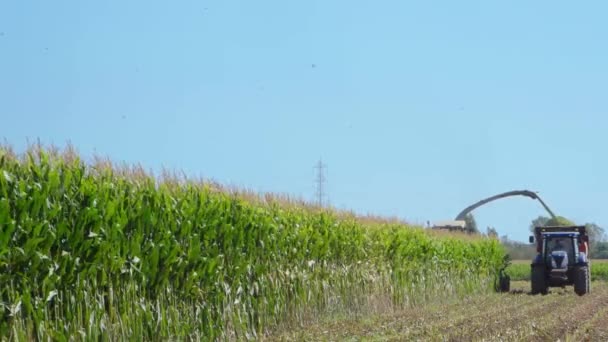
[267,281,608,341]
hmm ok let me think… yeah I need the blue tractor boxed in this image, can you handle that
[529,226,590,295]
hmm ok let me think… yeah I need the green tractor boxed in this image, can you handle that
[529,226,590,295]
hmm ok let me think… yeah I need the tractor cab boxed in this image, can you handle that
[544,234,578,267]
[529,226,590,295]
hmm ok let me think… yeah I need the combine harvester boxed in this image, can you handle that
[433,190,591,295]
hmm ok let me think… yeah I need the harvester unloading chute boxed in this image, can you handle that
[432,190,557,232]
[454,190,557,221]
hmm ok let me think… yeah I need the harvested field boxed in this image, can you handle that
[268,281,608,341]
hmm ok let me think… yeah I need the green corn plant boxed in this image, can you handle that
[0,145,506,340]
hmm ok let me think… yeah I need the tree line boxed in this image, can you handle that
[495,215,608,260]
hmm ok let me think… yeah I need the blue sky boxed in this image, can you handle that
[1,1,607,241]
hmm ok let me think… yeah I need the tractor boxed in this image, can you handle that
[529,226,590,295]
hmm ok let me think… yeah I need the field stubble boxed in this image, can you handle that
[269,281,608,341]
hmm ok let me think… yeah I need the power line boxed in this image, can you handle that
[314,159,326,206]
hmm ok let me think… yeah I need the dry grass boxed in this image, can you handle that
[426,227,488,241]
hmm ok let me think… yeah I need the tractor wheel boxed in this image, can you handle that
[574,266,590,296]
[499,273,510,292]
[531,265,547,295]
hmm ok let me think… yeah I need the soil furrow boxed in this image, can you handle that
[533,285,608,341]
[446,289,578,341]
[391,291,539,340]
[571,304,608,341]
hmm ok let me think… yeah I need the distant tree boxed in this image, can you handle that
[486,226,498,238]
[585,223,606,243]
[529,215,550,232]
[464,213,479,234]
[583,223,606,258]
[528,217,607,258]
[500,234,536,260]
[593,241,608,259]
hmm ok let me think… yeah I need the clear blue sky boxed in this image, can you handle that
[2,1,607,242]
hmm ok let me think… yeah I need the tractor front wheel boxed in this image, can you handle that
[531,265,547,295]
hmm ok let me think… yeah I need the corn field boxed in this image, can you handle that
[0,146,505,340]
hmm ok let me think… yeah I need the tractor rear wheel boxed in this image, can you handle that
[574,266,590,296]
[531,265,547,295]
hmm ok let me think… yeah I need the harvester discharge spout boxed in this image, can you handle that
[454,190,556,221]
